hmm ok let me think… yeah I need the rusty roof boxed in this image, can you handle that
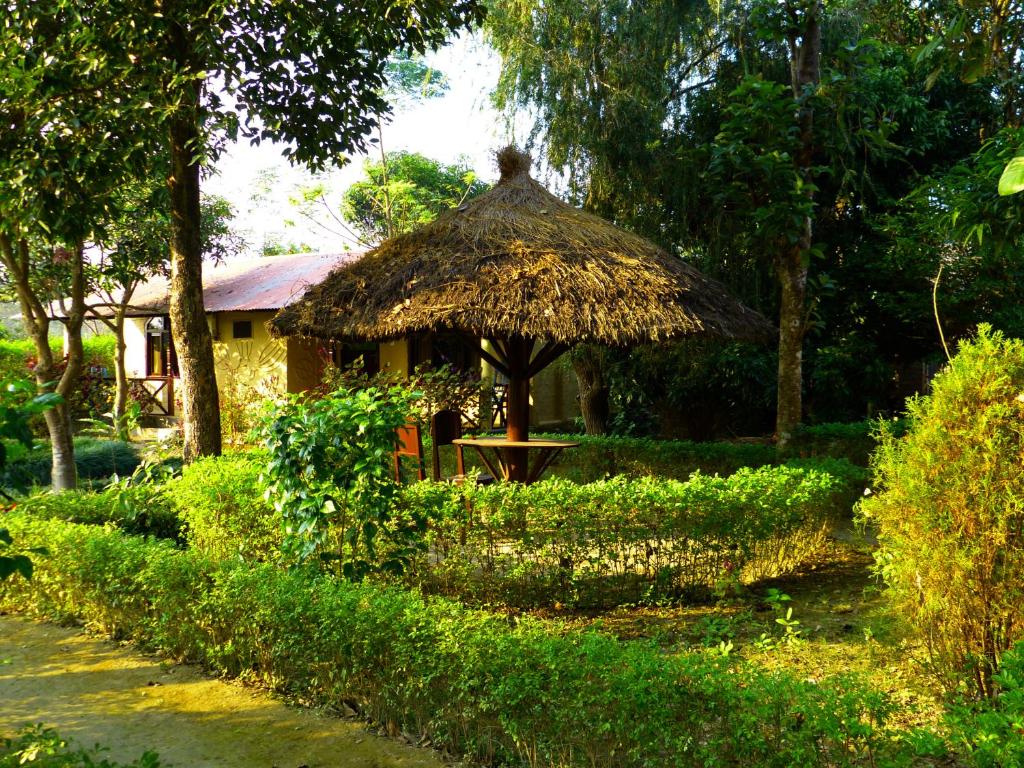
[65,251,362,319]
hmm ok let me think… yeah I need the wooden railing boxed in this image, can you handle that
[128,376,176,416]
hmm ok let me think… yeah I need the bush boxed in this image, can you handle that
[1,726,161,768]
[16,485,180,541]
[6,438,139,487]
[429,432,780,483]
[860,326,1024,698]
[261,386,425,578]
[401,464,847,608]
[168,452,278,561]
[0,338,117,422]
[1,515,908,768]
[944,642,1024,768]
[788,420,907,466]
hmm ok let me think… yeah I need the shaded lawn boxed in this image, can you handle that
[531,537,946,733]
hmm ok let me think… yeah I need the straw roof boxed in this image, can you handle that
[270,147,774,346]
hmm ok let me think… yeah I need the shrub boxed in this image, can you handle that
[860,326,1024,698]
[168,452,278,561]
[1,515,908,768]
[789,420,907,466]
[6,438,139,487]
[429,432,780,483]
[261,386,426,578]
[0,726,161,768]
[16,485,180,541]
[943,641,1024,768]
[400,464,845,608]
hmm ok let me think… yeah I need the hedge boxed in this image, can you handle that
[1,515,907,768]
[788,420,907,466]
[429,428,883,482]
[429,432,780,483]
[401,465,848,608]
[141,453,861,608]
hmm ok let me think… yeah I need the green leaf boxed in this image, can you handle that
[998,157,1024,196]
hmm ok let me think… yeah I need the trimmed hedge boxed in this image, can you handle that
[1,515,907,768]
[137,452,860,608]
[789,420,907,466]
[0,337,116,381]
[402,465,847,607]
[429,432,780,483]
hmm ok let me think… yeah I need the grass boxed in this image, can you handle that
[531,533,947,734]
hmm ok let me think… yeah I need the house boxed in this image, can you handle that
[71,251,579,428]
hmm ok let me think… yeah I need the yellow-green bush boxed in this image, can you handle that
[860,326,1024,698]
[169,452,279,562]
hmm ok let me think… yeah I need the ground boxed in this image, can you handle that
[0,616,449,768]
[535,535,947,734]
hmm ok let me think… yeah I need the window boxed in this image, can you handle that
[332,342,380,376]
[145,316,179,377]
[232,320,253,339]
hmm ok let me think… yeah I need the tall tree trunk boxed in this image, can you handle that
[775,1,821,450]
[112,308,130,441]
[167,81,221,461]
[572,345,609,435]
[0,235,85,490]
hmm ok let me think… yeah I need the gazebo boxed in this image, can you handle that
[270,147,774,482]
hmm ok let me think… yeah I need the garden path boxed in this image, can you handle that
[0,616,446,768]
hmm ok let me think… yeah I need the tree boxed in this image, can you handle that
[0,1,155,489]
[342,152,488,244]
[50,0,485,462]
[88,179,244,440]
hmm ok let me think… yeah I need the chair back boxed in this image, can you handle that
[430,409,462,481]
[393,421,425,483]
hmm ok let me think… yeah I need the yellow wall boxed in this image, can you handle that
[380,340,408,376]
[212,311,288,399]
[286,337,323,393]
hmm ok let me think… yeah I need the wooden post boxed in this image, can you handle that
[504,335,534,482]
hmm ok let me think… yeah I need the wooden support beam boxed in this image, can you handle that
[479,339,511,377]
[527,341,569,379]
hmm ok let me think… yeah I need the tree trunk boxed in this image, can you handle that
[0,235,85,491]
[775,1,821,450]
[167,84,221,462]
[572,345,609,435]
[112,308,130,441]
[775,248,807,448]
[503,336,533,482]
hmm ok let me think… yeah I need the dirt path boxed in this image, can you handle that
[0,616,447,768]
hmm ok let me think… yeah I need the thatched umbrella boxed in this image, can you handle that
[271,147,774,481]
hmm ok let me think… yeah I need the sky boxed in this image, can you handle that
[204,34,511,257]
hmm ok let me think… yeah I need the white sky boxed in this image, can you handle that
[204,34,514,256]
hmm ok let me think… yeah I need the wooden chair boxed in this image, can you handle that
[393,421,426,483]
[430,409,465,482]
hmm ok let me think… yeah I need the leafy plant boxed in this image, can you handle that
[0,725,161,767]
[860,326,1024,698]
[261,386,425,579]
[169,452,278,561]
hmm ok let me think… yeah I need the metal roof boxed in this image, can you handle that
[68,251,362,319]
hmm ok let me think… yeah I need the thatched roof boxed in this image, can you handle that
[270,147,774,346]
